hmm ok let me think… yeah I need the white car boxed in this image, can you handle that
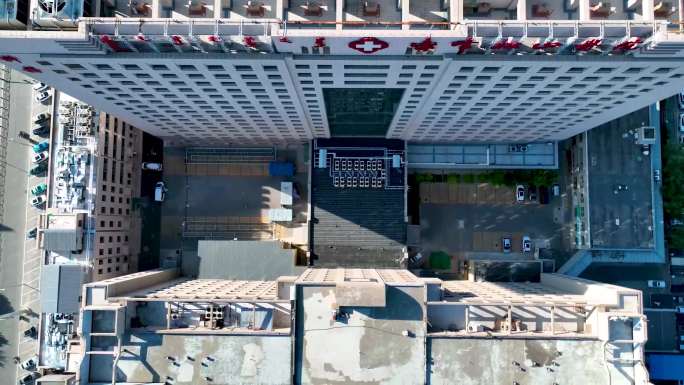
[647,280,666,288]
[35,90,51,103]
[142,162,163,171]
[516,185,525,202]
[20,355,38,371]
[154,181,166,202]
[32,151,48,163]
[522,236,532,252]
[18,372,39,385]
[502,237,511,253]
[32,82,49,92]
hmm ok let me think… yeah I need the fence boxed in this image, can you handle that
[0,64,11,262]
[0,65,10,221]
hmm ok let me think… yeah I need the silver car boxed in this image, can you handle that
[34,90,51,103]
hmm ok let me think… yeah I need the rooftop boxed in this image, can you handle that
[78,267,648,384]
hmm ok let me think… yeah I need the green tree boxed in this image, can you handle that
[667,226,684,250]
[663,143,684,219]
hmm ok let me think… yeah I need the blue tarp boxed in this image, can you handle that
[647,354,684,380]
[269,161,294,177]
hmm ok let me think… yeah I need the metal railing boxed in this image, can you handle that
[80,17,668,37]
[0,65,10,225]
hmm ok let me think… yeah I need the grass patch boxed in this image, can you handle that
[429,251,451,270]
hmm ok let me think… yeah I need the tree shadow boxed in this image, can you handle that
[0,293,15,315]
[0,332,9,368]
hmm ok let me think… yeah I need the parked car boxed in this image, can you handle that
[32,122,49,136]
[552,183,560,196]
[29,163,47,176]
[154,181,166,202]
[34,90,51,103]
[680,91,684,110]
[142,162,163,171]
[32,82,48,92]
[32,141,49,153]
[522,236,532,252]
[654,169,661,183]
[33,112,50,125]
[648,280,666,288]
[31,183,47,195]
[23,326,37,339]
[32,151,48,163]
[680,113,684,133]
[677,306,684,314]
[18,372,39,385]
[539,186,549,204]
[26,227,37,239]
[30,196,45,207]
[502,237,512,253]
[528,185,537,202]
[671,219,684,226]
[516,185,525,202]
[20,355,38,371]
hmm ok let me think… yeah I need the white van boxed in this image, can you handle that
[154,181,166,202]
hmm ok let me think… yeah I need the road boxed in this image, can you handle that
[0,69,50,382]
[0,70,33,383]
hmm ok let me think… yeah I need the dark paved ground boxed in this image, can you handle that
[581,262,674,351]
[419,181,567,266]
[138,132,163,271]
[158,146,308,274]
[587,107,654,249]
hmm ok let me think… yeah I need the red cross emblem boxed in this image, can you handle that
[348,37,389,54]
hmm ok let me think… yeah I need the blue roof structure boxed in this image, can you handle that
[647,354,684,381]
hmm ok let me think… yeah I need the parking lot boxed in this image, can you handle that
[158,146,309,272]
[419,180,564,263]
[587,107,654,249]
[0,70,52,384]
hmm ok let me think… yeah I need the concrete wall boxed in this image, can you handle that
[427,337,636,385]
[92,268,179,299]
[296,285,426,385]
[427,303,587,334]
[541,273,641,310]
